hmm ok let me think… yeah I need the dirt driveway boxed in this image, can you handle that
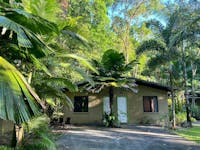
[55,125,199,150]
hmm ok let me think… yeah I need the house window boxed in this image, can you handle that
[143,96,158,112]
[74,96,88,112]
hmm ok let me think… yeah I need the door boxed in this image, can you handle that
[103,97,110,114]
[117,97,127,123]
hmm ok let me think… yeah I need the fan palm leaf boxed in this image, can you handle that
[0,5,58,34]
[0,6,56,57]
[0,56,44,124]
[82,50,137,93]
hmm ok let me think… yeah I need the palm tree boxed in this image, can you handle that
[0,1,58,79]
[0,1,58,145]
[0,0,94,108]
[0,0,58,122]
[81,49,137,126]
[32,54,98,110]
[136,9,199,128]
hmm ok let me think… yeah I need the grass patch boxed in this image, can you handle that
[175,126,200,144]
[0,146,12,150]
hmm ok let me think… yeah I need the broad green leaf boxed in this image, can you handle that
[0,56,44,124]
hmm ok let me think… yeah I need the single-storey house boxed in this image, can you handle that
[63,78,170,126]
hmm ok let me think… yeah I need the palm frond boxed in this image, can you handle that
[43,77,78,92]
[0,16,52,57]
[29,55,52,76]
[73,67,95,86]
[136,39,166,55]
[146,19,164,34]
[61,30,89,48]
[147,54,168,70]
[162,10,179,45]
[33,83,73,109]
[95,77,116,82]
[169,16,200,48]
[0,56,44,124]
[56,53,99,75]
[1,7,58,34]
[0,16,32,47]
[124,60,138,72]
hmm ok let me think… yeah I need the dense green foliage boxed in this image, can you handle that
[0,0,199,148]
[191,106,200,120]
[0,57,44,124]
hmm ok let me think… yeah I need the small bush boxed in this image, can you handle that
[176,112,196,126]
[176,113,186,125]
[168,98,184,122]
[0,146,11,150]
[191,106,200,120]
[175,99,184,113]
[103,113,116,127]
[21,115,56,150]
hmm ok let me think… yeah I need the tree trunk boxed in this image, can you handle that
[109,86,114,114]
[11,124,24,147]
[15,125,24,146]
[11,125,17,147]
[191,62,197,107]
[182,43,192,127]
[169,70,176,129]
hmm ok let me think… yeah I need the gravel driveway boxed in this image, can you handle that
[55,125,200,150]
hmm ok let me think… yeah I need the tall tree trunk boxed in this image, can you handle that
[11,124,24,147]
[191,62,197,107]
[15,125,24,146]
[109,86,114,114]
[169,68,176,129]
[11,125,17,147]
[182,43,192,127]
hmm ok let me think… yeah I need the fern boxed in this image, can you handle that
[22,115,56,150]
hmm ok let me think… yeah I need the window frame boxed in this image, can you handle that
[143,96,159,112]
[74,96,89,112]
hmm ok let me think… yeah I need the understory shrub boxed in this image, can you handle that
[21,115,56,150]
[0,146,11,150]
[176,112,196,126]
[168,98,185,122]
[103,113,116,127]
[191,106,200,120]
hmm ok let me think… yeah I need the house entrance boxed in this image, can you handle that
[117,97,127,123]
[103,97,110,114]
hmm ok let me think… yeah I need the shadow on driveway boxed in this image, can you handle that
[55,125,200,150]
